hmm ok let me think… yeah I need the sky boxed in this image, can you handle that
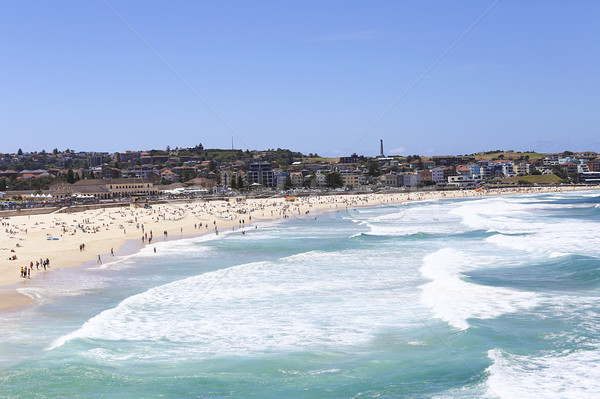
[0,1,598,157]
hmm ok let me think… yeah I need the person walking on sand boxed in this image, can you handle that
[110,248,114,256]
[97,255,102,265]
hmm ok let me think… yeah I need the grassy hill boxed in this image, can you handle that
[501,174,565,184]
[472,151,547,161]
[301,157,340,164]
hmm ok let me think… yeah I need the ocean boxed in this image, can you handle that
[1,191,600,398]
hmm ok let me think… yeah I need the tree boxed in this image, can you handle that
[0,178,6,190]
[367,160,380,177]
[231,174,237,189]
[237,175,244,190]
[326,172,343,188]
[283,174,293,190]
[208,160,216,172]
[67,169,75,184]
[53,148,58,154]
[303,172,316,188]
[552,166,568,180]
[17,148,23,156]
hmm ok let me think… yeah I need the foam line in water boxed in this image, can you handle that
[485,348,600,398]
[419,248,540,330]
[48,248,425,357]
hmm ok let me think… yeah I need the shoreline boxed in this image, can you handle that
[1,186,598,312]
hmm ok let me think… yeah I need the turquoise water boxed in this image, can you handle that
[1,191,600,398]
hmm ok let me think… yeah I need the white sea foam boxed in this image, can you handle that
[445,196,600,257]
[49,249,425,358]
[419,248,540,330]
[485,348,600,398]
[363,203,469,236]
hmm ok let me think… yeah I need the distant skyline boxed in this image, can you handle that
[1,1,599,156]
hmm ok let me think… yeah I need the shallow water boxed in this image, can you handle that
[1,191,600,398]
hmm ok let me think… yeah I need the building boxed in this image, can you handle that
[160,169,178,182]
[122,166,161,179]
[399,173,420,187]
[579,171,600,184]
[290,172,304,187]
[431,167,445,183]
[383,173,399,187]
[560,162,579,176]
[273,170,288,188]
[113,151,140,164]
[49,178,157,200]
[341,173,363,188]
[584,160,600,172]
[339,153,365,164]
[88,155,104,167]
[431,155,474,165]
[514,163,535,175]
[417,169,432,184]
[187,177,216,191]
[448,175,479,187]
[315,171,328,187]
[248,163,275,187]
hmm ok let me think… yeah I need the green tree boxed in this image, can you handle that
[180,171,189,182]
[230,174,237,189]
[17,148,23,156]
[67,169,75,184]
[0,178,6,190]
[237,175,244,190]
[53,148,59,154]
[208,160,216,172]
[367,160,380,177]
[326,172,343,188]
[283,174,293,190]
[303,172,316,188]
[552,166,568,180]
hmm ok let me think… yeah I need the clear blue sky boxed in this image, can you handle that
[1,1,598,156]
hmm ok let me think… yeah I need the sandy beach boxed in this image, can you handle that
[1,186,597,311]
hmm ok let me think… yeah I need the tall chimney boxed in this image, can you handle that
[380,139,384,157]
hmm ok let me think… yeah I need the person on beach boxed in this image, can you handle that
[97,255,102,265]
[110,248,114,256]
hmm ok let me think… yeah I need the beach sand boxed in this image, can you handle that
[1,186,596,310]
